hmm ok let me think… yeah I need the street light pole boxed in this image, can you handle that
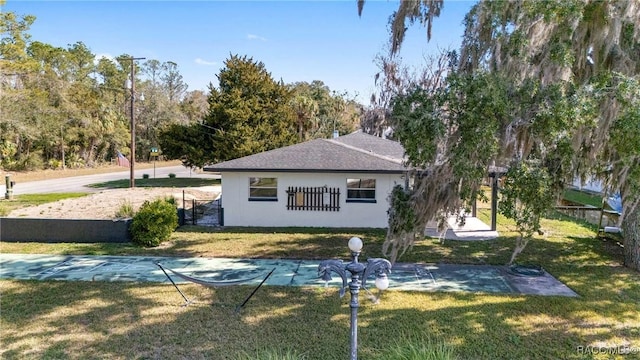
[318,237,392,360]
[120,56,145,188]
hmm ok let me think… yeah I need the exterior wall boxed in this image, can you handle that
[220,172,405,228]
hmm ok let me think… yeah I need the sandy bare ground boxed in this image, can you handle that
[7,186,220,220]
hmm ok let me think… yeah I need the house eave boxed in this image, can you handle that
[203,167,408,174]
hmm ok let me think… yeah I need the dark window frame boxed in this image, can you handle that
[346,178,377,203]
[249,177,278,201]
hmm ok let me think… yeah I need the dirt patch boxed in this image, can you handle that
[7,186,220,220]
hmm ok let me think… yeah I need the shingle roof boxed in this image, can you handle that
[204,132,409,173]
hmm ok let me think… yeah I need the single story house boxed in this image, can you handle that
[204,132,409,228]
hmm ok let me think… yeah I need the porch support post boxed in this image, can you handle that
[491,173,498,231]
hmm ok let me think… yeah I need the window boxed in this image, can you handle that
[249,177,278,201]
[346,178,376,203]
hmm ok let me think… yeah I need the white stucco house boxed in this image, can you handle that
[203,132,409,228]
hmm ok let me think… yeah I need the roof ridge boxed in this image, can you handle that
[324,138,404,165]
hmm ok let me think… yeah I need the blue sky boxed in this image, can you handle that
[3,0,475,104]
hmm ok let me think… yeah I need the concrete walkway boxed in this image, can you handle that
[425,215,499,241]
[0,254,577,297]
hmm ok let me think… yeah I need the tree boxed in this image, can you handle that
[357,0,444,54]
[499,161,555,265]
[364,0,640,269]
[365,50,455,138]
[387,70,517,263]
[289,80,361,140]
[180,90,208,124]
[0,10,194,170]
[0,12,40,169]
[160,54,297,166]
[290,94,318,141]
[162,60,188,103]
[158,123,209,168]
[206,54,296,161]
[457,1,640,269]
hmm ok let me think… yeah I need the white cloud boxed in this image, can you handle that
[93,53,115,65]
[195,58,217,66]
[247,33,267,41]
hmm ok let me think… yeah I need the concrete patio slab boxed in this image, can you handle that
[425,215,499,241]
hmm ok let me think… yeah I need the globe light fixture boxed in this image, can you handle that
[348,236,363,252]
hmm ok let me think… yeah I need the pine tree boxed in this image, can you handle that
[203,55,297,162]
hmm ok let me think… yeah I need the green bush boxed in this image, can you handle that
[17,152,45,171]
[168,173,176,178]
[47,158,62,169]
[142,173,150,179]
[130,197,178,247]
[64,152,85,169]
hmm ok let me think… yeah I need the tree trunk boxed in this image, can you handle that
[298,121,303,142]
[508,234,530,265]
[622,204,640,271]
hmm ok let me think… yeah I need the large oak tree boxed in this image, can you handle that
[361,0,640,269]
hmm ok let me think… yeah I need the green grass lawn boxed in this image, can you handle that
[2,212,639,359]
[89,177,221,189]
[562,188,604,208]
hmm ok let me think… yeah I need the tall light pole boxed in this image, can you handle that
[119,56,145,188]
[318,237,392,360]
[60,124,65,170]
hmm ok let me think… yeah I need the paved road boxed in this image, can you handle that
[1,166,220,195]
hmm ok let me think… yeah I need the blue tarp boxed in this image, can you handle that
[606,193,622,214]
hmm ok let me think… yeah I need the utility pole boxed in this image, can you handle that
[119,57,145,188]
[61,124,65,170]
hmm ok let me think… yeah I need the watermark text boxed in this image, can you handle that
[577,345,639,355]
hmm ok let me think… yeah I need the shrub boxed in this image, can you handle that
[130,197,178,247]
[64,152,85,169]
[168,173,176,178]
[142,173,150,179]
[114,200,135,219]
[47,159,62,169]
[18,152,45,171]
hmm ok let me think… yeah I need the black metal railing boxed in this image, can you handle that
[182,190,222,226]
